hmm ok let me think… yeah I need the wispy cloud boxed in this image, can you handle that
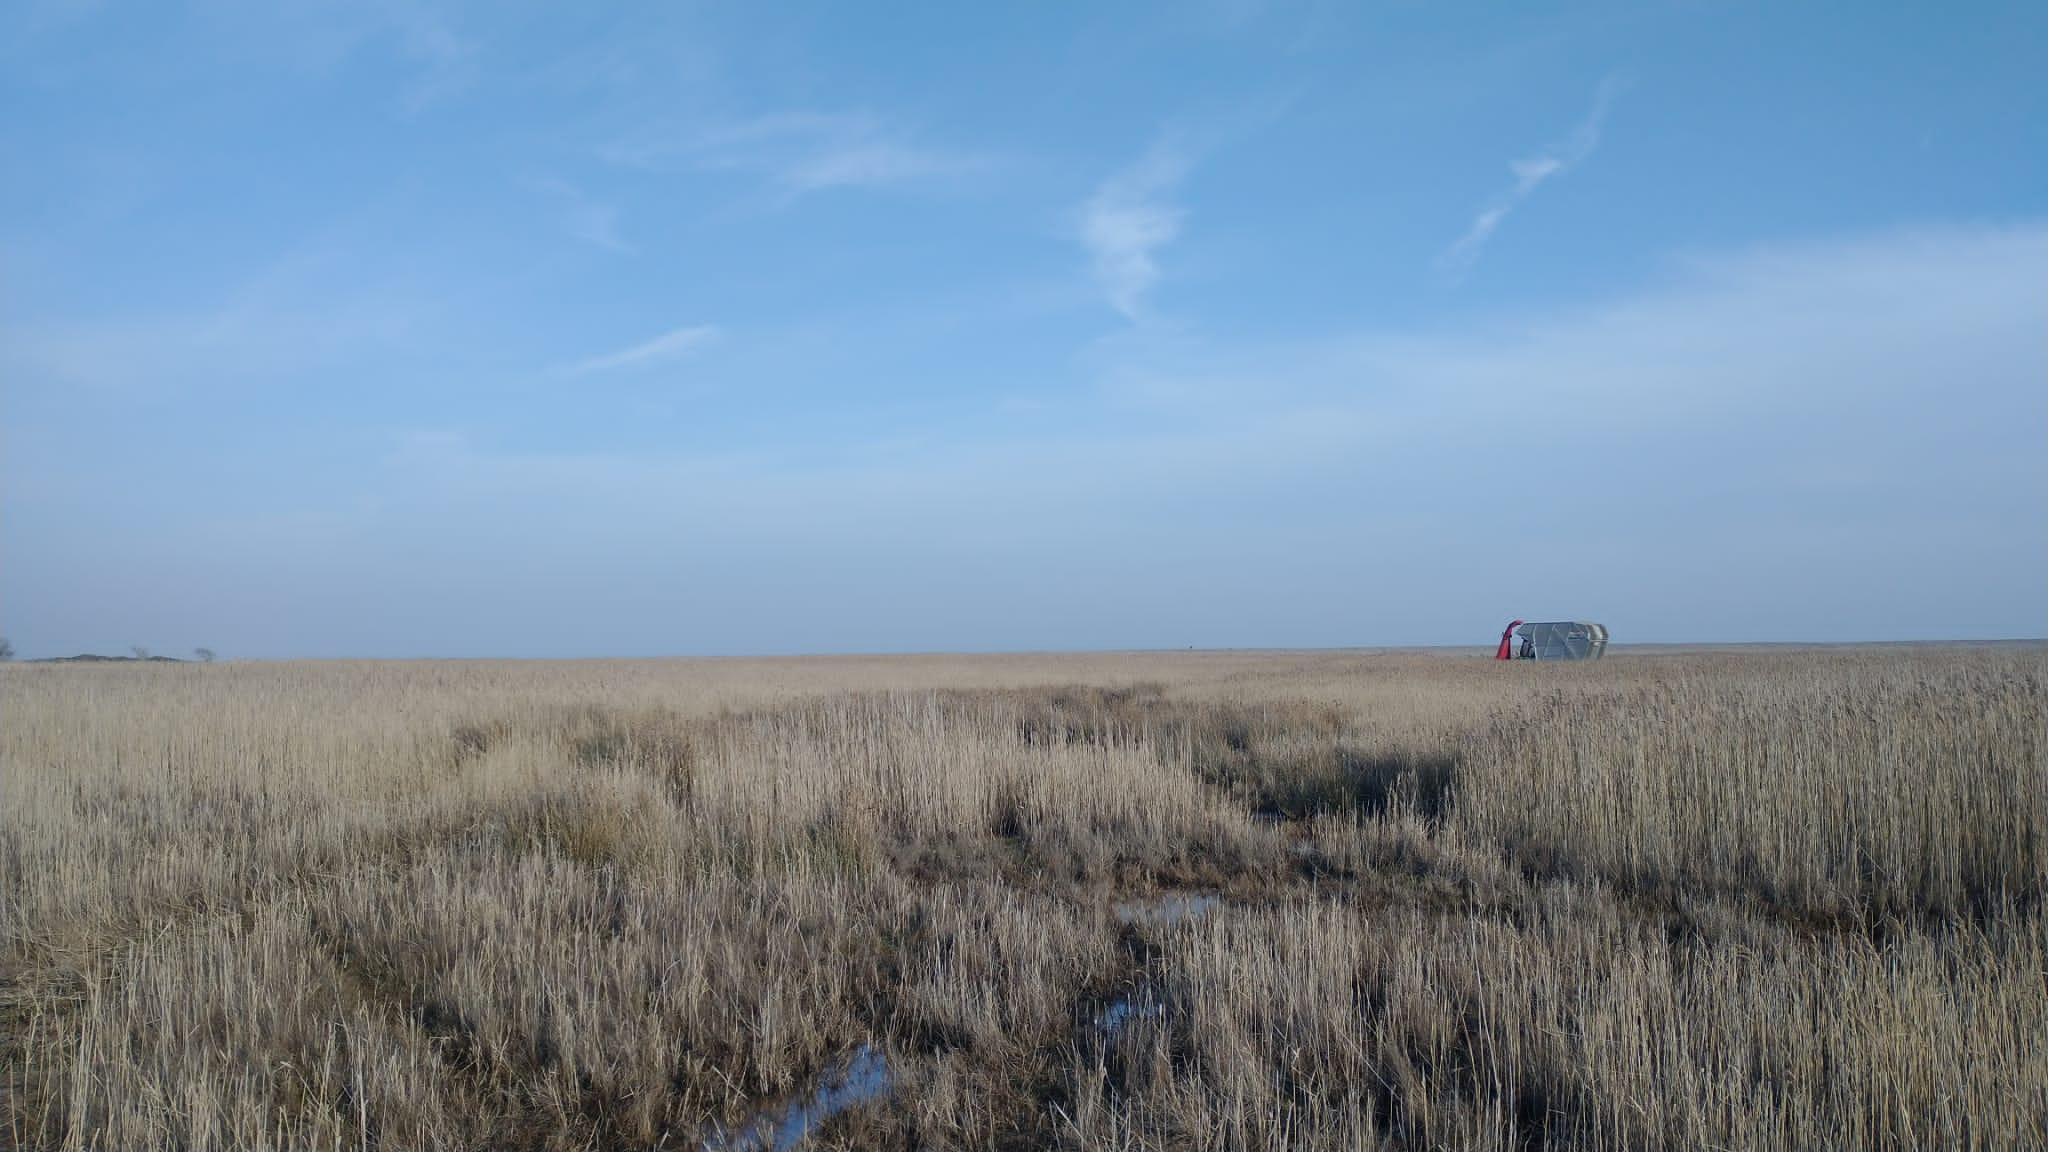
[565,324,719,375]
[14,224,2043,654]
[1441,77,1623,281]
[177,1,480,111]
[601,112,986,194]
[4,231,441,400]
[1083,139,1193,321]
[564,201,627,252]
[377,3,479,112]
[355,225,2043,651]
[530,177,629,252]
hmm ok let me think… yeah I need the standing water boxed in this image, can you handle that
[1098,893,1224,1033]
[700,1045,892,1152]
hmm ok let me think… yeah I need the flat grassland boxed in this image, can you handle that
[2,646,2043,1150]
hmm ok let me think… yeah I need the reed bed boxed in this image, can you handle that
[2,645,2042,1150]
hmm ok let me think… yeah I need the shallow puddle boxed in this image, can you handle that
[705,896,1221,1147]
[1112,892,1221,925]
[1098,893,1222,1035]
[1095,988,1169,1032]
[701,1044,891,1151]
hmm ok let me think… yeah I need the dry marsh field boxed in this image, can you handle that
[2,646,2043,1150]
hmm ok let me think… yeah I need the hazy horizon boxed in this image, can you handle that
[9,638,2045,664]
[5,3,2044,659]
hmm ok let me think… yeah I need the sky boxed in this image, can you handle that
[2,1,2044,658]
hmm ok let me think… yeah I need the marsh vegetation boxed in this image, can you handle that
[3,646,2043,1149]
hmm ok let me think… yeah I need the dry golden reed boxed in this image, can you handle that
[2,645,2042,1150]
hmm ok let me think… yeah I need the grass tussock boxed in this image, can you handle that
[2,645,2044,1150]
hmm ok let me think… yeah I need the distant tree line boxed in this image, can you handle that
[0,640,218,663]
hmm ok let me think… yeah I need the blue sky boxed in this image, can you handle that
[3,1,2044,658]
